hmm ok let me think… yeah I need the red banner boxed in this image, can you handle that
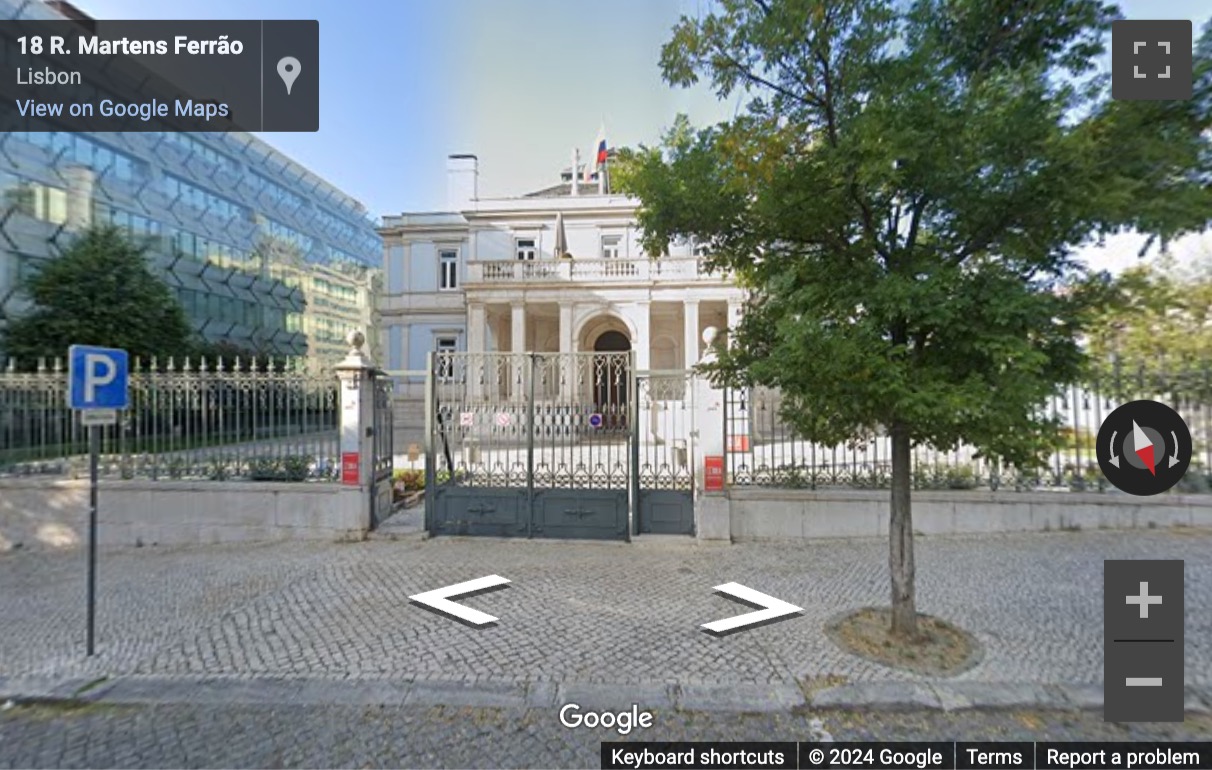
[704,455,725,491]
[341,452,359,485]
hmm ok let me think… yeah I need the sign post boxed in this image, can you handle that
[67,345,129,657]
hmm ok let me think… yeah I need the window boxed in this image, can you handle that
[601,235,622,259]
[439,249,458,290]
[515,238,536,261]
[436,336,458,378]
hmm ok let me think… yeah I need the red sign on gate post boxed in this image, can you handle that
[704,455,725,491]
[341,452,360,485]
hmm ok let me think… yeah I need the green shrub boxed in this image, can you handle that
[392,468,425,490]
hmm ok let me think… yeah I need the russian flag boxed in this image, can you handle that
[593,124,607,171]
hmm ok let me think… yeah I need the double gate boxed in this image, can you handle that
[425,351,695,540]
[369,374,395,529]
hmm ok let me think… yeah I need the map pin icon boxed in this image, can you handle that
[277,56,301,95]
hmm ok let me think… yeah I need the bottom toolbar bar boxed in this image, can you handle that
[600,742,1212,770]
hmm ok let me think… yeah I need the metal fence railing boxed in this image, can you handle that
[724,363,1212,493]
[0,356,340,481]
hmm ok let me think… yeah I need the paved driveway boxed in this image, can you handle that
[1,529,1209,688]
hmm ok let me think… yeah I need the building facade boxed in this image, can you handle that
[0,0,382,365]
[378,153,745,443]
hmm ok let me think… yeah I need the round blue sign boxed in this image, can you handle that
[588,413,603,428]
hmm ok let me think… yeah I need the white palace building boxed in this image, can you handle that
[378,152,745,444]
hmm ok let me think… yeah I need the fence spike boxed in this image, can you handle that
[215,356,225,373]
[36,357,46,373]
[199,356,208,373]
[182,357,191,372]
[52,357,62,373]
[4,358,13,373]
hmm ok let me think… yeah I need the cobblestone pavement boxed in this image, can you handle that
[1,529,1209,688]
[0,702,1208,769]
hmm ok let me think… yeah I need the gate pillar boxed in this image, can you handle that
[693,327,731,542]
[334,330,382,533]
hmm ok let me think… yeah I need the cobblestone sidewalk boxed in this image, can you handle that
[1,529,1209,693]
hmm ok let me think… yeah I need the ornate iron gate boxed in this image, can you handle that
[426,351,632,540]
[369,374,395,529]
[635,371,695,535]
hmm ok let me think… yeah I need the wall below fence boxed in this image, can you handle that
[0,479,366,551]
[711,488,1212,541]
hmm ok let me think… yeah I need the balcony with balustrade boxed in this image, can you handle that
[465,256,728,287]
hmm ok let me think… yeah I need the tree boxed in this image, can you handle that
[3,226,198,364]
[617,1,1211,637]
[1086,253,1212,398]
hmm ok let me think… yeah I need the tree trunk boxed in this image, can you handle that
[889,420,918,638]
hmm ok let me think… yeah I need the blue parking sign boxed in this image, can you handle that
[68,345,129,409]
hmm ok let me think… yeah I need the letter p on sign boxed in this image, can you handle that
[68,345,129,409]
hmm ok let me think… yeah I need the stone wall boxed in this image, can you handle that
[705,488,1212,542]
[0,479,367,551]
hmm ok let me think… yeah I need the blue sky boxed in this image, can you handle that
[83,0,1212,272]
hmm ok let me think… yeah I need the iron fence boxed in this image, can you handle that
[0,356,340,481]
[724,363,1212,493]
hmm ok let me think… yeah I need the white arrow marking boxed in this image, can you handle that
[1132,420,1152,452]
[702,582,803,635]
[1109,430,1120,468]
[1169,431,1181,468]
[409,575,510,626]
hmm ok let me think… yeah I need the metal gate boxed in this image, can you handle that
[635,371,695,535]
[426,351,632,540]
[369,374,395,529]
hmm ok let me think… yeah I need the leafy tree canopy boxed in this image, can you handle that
[1087,252,1212,394]
[618,0,1212,470]
[3,226,198,364]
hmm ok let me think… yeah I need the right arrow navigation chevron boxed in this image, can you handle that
[701,582,803,636]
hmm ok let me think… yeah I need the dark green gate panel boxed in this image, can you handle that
[636,372,695,536]
[431,487,527,537]
[638,490,695,535]
[533,489,628,540]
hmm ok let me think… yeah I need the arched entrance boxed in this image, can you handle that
[593,330,630,428]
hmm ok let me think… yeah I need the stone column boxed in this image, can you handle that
[511,302,526,400]
[683,299,700,370]
[559,302,575,401]
[333,330,384,534]
[633,301,651,371]
[693,327,730,541]
[468,302,486,400]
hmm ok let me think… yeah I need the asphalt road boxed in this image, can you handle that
[1,701,1210,769]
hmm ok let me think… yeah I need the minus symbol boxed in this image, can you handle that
[1112,639,1174,642]
[1126,678,1163,687]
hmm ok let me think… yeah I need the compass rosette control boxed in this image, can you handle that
[1096,400,1192,496]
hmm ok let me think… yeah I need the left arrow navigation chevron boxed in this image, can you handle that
[409,575,511,626]
[702,582,803,636]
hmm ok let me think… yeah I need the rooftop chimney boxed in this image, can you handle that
[446,154,478,211]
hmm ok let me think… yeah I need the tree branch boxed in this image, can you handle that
[717,52,824,109]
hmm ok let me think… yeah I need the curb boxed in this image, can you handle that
[809,682,1212,715]
[2,676,1210,716]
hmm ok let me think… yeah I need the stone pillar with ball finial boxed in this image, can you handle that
[692,326,731,540]
[333,329,388,532]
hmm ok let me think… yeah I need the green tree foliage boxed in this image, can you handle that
[1086,253,1212,397]
[617,0,1211,636]
[3,226,198,364]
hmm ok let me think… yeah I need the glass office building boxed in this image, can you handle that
[0,0,382,364]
